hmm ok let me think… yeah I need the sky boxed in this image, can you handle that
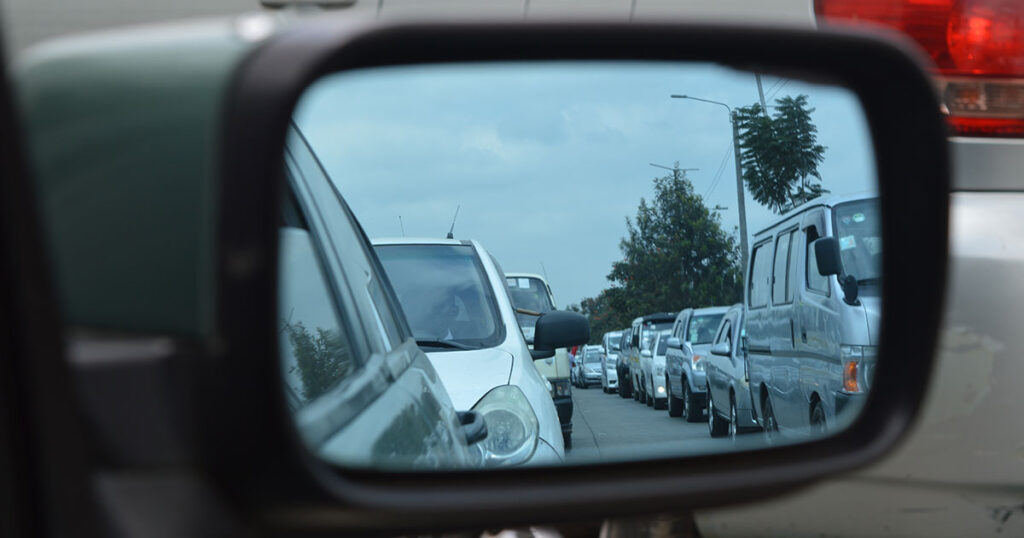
[294,61,875,310]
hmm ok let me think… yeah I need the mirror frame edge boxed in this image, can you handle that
[210,18,949,533]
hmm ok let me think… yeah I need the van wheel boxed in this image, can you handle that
[683,383,701,422]
[762,395,779,444]
[707,386,728,437]
[563,431,572,450]
[810,401,827,436]
[667,378,683,417]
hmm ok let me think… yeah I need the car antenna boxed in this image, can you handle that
[446,205,460,239]
[398,215,405,237]
[540,261,550,282]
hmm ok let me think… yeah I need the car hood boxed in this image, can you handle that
[690,342,715,357]
[425,348,514,409]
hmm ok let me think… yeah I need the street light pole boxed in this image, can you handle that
[670,95,749,273]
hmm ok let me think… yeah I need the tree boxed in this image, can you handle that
[596,170,743,331]
[734,95,827,213]
[283,321,352,401]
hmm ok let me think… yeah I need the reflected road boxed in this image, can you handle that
[566,386,742,462]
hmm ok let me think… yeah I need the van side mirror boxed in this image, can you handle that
[666,337,681,349]
[640,349,652,358]
[533,311,590,351]
[710,342,731,356]
[814,237,842,276]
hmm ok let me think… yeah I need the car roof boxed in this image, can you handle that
[372,236,471,247]
[641,312,677,322]
[753,192,878,237]
[504,272,546,282]
[692,306,730,316]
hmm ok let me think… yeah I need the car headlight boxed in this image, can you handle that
[471,385,539,467]
[691,353,705,372]
[552,378,571,397]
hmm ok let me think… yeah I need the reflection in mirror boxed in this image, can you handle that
[281,61,879,470]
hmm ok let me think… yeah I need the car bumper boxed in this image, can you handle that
[583,372,601,383]
[687,370,708,392]
[835,391,866,418]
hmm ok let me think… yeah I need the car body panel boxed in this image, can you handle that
[703,305,759,432]
[665,306,730,400]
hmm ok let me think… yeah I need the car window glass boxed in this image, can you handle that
[278,226,358,411]
[806,227,830,294]
[688,314,725,344]
[749,242,772,308]
[786,230,800,301]
[772,230,793,305]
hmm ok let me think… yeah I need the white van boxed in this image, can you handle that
[504,272,574,449]
[745,195,880,438]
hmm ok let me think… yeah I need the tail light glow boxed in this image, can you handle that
[816,0,1024,137]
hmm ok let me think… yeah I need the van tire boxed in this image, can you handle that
[707,386,728,437]
[810,400,827,436]
[762,394,779,444]
[563,431,572,450]
[683,383,702,422]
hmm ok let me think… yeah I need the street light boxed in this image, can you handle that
[670,94,750,273]
[649,162,699,181]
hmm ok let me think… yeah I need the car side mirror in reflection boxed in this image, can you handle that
[640,349,652,358]
[666,337,682,349]
[533,311,590,351]
[710,342,731,356]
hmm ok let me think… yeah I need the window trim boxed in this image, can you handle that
[771,226,799,306]
[747,239,773,310]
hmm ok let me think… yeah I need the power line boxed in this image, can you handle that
[768,79,790,101]
[703,142,734,200]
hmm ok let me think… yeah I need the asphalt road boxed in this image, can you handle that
[565,383,739,463]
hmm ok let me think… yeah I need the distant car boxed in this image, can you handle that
[665,306,729,421]
[626,313,676,404]
[600,330,623,393]
[704,304,761,439]
[639,330,672,409]
[574,345,604,388]
[372,237,566,465]
[505,272,574,447]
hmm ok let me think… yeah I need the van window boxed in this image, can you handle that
[786,231,800,301]
[772,230,794,305]
[806,228,830,295]
[749,241,772,308]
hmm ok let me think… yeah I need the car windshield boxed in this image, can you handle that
[641,321,674,349]
[375,244,502,349]
[688,314,725,345]
[506,276,554,329]
[584,351,602,364]
[606,334,621,351]
[833,198,882,286]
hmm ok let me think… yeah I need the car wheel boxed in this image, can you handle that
[683,382,701,422]
[563,431,572,450]
[810,400,827,436]
[667,377,683,417]
[707,385,728,437]
[728,397,739,440]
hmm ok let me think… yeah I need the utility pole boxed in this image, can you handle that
[649,163,698,182]
[755,73,769,115]
[731,111,749,273]
[669,95,750,273]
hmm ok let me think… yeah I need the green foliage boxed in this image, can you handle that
[735,95,828,214]
[572,170,743,343]
[284,321,352,401]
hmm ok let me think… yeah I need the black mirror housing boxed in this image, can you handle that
[533,310,590,351]
[814,236,842,276]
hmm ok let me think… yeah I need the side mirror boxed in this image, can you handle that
[666,337,682,349]
[530,349,555,360]
[533,310,590,351]
[640,349,652,358]
[814,236,842,276]
[710,342,731,356]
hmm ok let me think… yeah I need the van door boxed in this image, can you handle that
[745,239,774,423]
[769,227,809,427]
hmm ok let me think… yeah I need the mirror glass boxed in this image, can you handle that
[280,61,880,470]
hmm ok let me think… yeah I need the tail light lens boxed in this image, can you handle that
[816,0,1024,137]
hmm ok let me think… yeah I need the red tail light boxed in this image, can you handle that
[816,0,1024,137]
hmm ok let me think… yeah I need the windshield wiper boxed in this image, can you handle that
[415,338,478,351]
